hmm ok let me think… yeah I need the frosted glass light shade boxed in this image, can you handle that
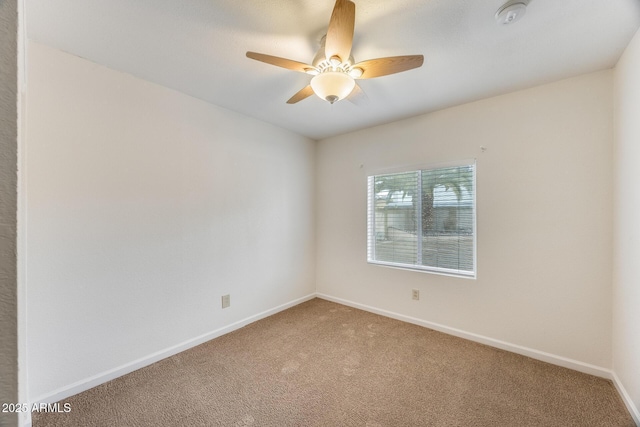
[310,71,355,104]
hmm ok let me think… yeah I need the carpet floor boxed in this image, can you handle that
[33,298,634,426]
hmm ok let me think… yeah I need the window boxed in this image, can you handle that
[367,162,476,278]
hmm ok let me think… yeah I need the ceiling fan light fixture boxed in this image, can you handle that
[310,71,355,104]
[349,67,363,78]
[330,56,342,66]
[246,0,424,105]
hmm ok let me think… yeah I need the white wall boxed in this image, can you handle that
[317,71,614,370]
[25,34,638,418]
[613,27,640,422]
[25,42,316,402]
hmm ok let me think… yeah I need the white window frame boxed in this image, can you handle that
[367,160,477,279]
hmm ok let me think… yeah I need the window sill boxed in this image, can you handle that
[367,260,476,280]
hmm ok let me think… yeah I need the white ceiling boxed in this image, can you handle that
[26,0,640,140]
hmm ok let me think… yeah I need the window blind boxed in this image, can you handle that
[367,163,476,277]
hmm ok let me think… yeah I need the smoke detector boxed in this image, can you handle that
[495,1,528,25]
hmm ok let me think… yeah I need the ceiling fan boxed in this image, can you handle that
[246,0,424,105]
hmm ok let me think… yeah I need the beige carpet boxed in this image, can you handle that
[33,298,634,426]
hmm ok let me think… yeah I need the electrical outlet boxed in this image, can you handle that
[221,294,230,309]
[412,289,419,301]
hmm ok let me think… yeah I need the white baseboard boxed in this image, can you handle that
[30,293,316,407]
[23,292,639,427]
[316,293,612,379]
[612,371,640,426]
[318,293,640,424]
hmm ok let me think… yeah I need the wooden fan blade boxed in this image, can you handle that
[325,0,355,63]
[352,55,424,79]
[246,52,314,73]
[287,85,315,104]
[347,83,369,106]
